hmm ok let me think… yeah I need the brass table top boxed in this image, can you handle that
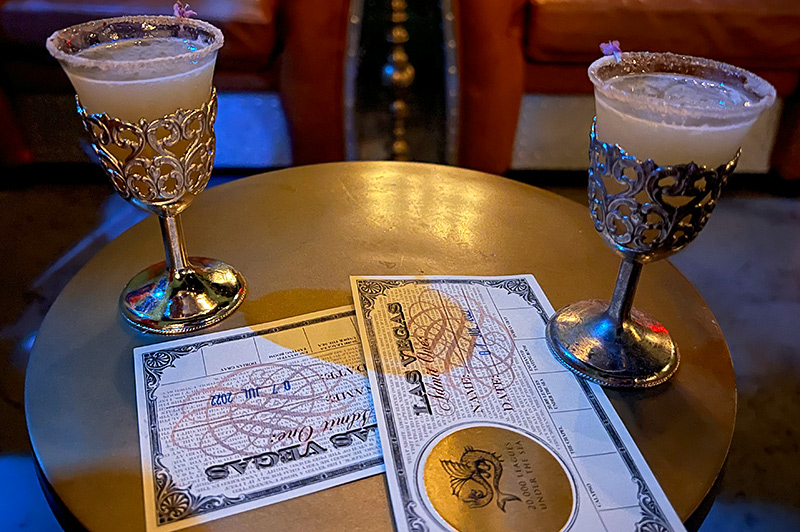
[25,162,735,531]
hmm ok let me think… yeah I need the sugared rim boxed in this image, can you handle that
[588,52,776,122]
[46,15,224,72]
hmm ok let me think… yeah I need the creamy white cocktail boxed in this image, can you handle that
[47,15,222,122]
[590,53,775,167]
[67,38,215,121]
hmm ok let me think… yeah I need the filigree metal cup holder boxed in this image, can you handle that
[545,121,738,388]
[78,89,246,334]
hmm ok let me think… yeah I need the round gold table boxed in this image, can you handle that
[25,162,735,531]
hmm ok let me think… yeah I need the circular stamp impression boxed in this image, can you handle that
[417,424,575,532]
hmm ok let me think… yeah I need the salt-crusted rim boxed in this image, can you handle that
[46,15,224,72]
[588,52,776,122]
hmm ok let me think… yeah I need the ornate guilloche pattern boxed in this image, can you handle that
[132,307,384,532]
[350,275,687,532]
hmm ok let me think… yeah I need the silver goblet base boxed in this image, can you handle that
[121,257,246,335]
[546,299,678,388]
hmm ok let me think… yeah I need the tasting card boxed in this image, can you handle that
[132,306,383,531]
[350,275,687,532]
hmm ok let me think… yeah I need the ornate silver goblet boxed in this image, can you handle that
[546,52,775,387]
[47,16,246,334]
[546,121,737,387]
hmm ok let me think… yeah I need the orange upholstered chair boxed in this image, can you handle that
[453,0,800,179]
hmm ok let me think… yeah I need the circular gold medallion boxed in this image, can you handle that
[421,425,574,532]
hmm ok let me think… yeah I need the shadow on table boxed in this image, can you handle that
[239,288,354,326]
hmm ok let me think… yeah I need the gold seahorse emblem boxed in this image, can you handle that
[440,446,521,512]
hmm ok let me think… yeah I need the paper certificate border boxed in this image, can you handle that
[136,308,383,528]
[353,277,674,532]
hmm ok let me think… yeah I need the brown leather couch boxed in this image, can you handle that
[0,0,350,166]
[455,0,800,179]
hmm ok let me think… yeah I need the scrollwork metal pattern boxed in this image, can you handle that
[77,89,217,217]
[589,120,738,262]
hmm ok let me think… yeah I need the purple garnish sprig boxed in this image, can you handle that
[173,1,197,18]
[600,40,622,62]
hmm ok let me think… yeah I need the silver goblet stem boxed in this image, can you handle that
[78,89,246,334]
[546,120,739,388]
[161,216,189,271]
[608,258,641,331]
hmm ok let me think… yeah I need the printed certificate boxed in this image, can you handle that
[351,275,686,532]
[133,306,383,531]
